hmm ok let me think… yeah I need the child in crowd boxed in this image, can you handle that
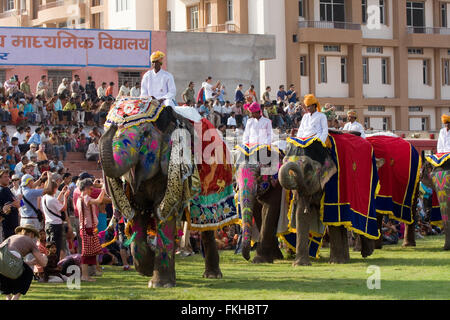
[76,133,88,153]
[43,242,67,283]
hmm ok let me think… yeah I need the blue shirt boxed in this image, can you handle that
[235,90,244,103]
[23,103,33,115]
[287,90,297,103]
[54,99,63,112]
[277,90,287,101]
[19,187,43,218]
[217,89,225,103]
[27,132,41,145]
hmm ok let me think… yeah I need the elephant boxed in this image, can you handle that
[421,161,450,250]
[99,99,223,288]
[278,138,377,266]
[235,144,285,263]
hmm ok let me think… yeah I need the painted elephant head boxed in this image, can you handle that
[278,141,337,195]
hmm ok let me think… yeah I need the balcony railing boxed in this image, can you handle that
[406,26,450,35]
[299,20,361,30]
[39,0,84,11]
[0,9,18,19]
[187,23,240,33]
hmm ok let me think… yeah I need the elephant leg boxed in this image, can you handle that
[329,226,350,264]
[293,199,311,266]
[202,230,223,279]
[375,214,384,249]
[402,222,416,247]
[353,234,362,252]
[360,236,375,258]
[341,227,350,261]
[444,221,450,250]
[149,218,176,288]
[130,213,155,277]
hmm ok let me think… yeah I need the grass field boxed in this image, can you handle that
[23,235,450,300]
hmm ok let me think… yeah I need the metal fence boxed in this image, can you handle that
[298,20,361,30]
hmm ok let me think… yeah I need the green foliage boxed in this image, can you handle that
[24,235,450,300]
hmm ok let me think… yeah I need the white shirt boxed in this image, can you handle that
[202,82,215,101]
[130,86,141,97]
[437,127,450,153]
[141,69,176,107]
[86,142,100,159]
[13,132,26,144]
[242,116,272,145]
[117,85,130,98]
[222,105,232,114]
[227,116,237,127]
[343,121,366,138]
[296,111,329,144]
[97,86,106,98]
[57,83,67,95]
[213,103,223,114]
[41,194,64,225]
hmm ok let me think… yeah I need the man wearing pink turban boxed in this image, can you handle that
[242,102,272,145]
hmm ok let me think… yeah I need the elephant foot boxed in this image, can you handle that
[242,244,251,261]
[374,240,383,250]
[203,268,223,279]
[148,279,176,288]
[329,255,349,264]
[292,258,311,267]
[402,241,416,247]
[252,255,273,264]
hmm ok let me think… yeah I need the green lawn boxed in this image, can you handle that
[24,235,449,300]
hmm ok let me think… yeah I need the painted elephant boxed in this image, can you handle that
[235,145,285,263]
[278,139,376,265]
[99,100,223,288]
[421,161,450,250]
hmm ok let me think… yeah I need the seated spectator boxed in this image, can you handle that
[49,130,66,161]
[14,155,29,177]
[16,111,27,127]
[86,138,100,162]
[382,218,399,245]
[42,242,66,283]
[49,155,64,171]
[34,229,48,280]
[25,144,38,159]
[0,134,9,152]
[37,160,50,174]
[5,146,16,171]
[227,112,237,129]
[36,143,48,162]
[76,133,88,153]
[63,96,77,123]
[88,127,101,143]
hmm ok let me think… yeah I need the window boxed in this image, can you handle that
[407,1,425,30]
[442,3,448,28]
[189,6,199,30]
[367,47,383,54]
[423,59,431,85]
[383,117,390,131]
[362,0,367,24]
[363,57,369,84]
[341,57,347,83]
[421,117,428,131]
[408,48,424,55]
[299,0,304,17]
[227,0,233,21]
[300,56,307,76]
[409,106,423,112]
[206,2,212,26]
[319,56,327,83]
[368,106,385,112]
[324,45,340,52]
[335,105,344,112]
[116,0,129,12]
[5,0,14,11]
[118,72,142,89]
[379,0,385,25]
[320,0,345,23]
[167,11,172,31]
[381,58,390,84]
[48,70,73,95]
[444,59,450,86]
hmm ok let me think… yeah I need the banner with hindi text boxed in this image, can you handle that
[0,27,151,68]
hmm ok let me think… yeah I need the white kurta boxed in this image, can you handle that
[296,111,329,144]
[343,121,366,138]
[242,117,272,145]
[140,69,177,107]
[437,127,450,153]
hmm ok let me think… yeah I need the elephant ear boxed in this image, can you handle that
[317,158,337,190]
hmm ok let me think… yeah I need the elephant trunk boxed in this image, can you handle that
[279,161,302,191]
[99,124,130,179]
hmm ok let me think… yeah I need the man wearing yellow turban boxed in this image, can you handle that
[296,94,329,144]
[343,110,366,138]
[437,114,450,153]
[140,51,177,107]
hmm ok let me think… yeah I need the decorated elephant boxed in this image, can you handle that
[99,98,237,287]
[235,144,285,263]
[421,154,450,250]
[278,133,380,265]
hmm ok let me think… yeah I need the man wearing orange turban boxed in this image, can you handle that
[343,109,366,138]
[140,51,177,107]
[437,114,450,153]
[296,94,329,144]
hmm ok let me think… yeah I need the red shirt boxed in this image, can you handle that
[72,187,101,218]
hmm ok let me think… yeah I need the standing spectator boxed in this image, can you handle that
[0,224,48,300]
[286,84,298,104]
[277,85,287,103]
[97,82,107,99]
[211,100,223,128]
[117,81,130,99]
[222,101,232,125]
[245,84,258,103]
[232,101,244,127]
[217,84,226,105]
[202,76,220,101]
[0,169,22,239]
[70,75,81,97]
[10,175,21,198]
[76,178,106,282]
[19,172,46,231]
[105,82,114,97]
[85,76,97,101]
[41,178,71,260]
[262,86,271,105]
[57,78,69,96]
[19,76,32,98]
[235,84,245,103]
[182,81,195,105]
[130,82,141,98]
[4,77,18,96]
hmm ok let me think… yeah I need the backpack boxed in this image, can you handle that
[0,239,24,279]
